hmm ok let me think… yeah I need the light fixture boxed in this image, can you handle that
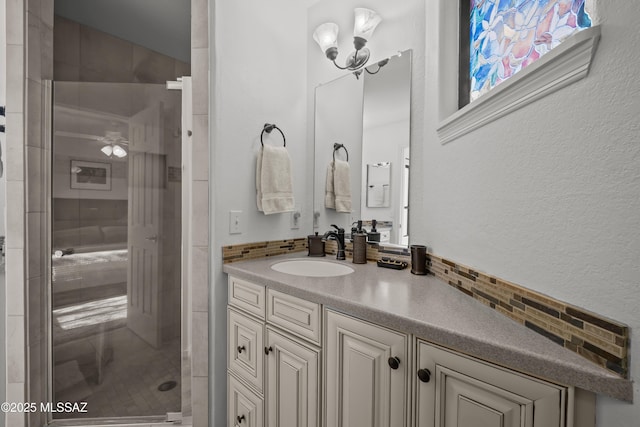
[313,8,382,72]
[100,145,113,157]
[112,144,127,158]
[99,131,128,158]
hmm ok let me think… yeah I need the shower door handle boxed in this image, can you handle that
[145,235,158,243]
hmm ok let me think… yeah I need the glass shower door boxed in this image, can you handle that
[50,82,182,420]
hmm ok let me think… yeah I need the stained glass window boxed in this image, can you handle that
[469,0,592,102]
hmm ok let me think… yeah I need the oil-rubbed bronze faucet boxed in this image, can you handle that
[323,224,346,260]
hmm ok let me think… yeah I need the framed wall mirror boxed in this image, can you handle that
[313,49,412,247]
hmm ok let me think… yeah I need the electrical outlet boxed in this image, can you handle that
[290,209,301,229]
[229,210,242,234]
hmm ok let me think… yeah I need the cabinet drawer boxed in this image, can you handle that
[228,308,264,392]
[267,289,321,344]
[228,373,264,427]
[229,276,266,319]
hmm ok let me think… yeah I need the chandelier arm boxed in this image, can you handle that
[365,66,381,75]
[331,59,349,70]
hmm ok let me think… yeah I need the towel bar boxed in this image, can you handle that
[333,143,349,162]
[261,123,286,147]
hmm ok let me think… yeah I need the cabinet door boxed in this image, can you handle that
[228,373,264,427]
[415,340,565,427]
[325,309,409,427]
[228,308,264,392]
[265,327,320,427]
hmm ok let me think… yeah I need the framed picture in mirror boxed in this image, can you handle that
[70,160,112,191]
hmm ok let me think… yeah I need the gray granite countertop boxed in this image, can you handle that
[223,254,633,402]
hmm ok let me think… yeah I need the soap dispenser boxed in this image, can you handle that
[307,232,325,257]
[367,219,381,243]
[352,220,367,264]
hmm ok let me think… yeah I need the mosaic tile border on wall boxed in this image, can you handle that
[222,238,308,263]
[221,239,629,378]
[428,254,629,378]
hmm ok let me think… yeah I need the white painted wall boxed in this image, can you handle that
[419,2,640,425]
[210,1,318,424]
[212,1,314,247]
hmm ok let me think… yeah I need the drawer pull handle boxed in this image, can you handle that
[417,368,431,383]
[265,346,273,355]
[237,345,246,354]
[388,356,400,370]
[237,414,246,423]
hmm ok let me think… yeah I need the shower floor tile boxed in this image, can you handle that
[54,326,181,419]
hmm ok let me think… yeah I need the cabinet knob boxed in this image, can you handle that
[237,414,246,423]
[237,345,246,354]
[417,368,431,383]
[388,356,401,370]
[264,346,273,355]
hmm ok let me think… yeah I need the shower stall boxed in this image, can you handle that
[49,81,184,422]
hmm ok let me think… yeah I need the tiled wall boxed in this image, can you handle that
[428,254,629,378]
[53,15,190,83]
[222,239,629,379]
[222,237,409,264]
[222,238,308,263]
[6,0,211,426]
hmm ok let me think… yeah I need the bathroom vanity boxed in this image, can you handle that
[223,254,631,427]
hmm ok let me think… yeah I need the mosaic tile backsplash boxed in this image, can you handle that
[222,239,629,378]
[428,254,629,378]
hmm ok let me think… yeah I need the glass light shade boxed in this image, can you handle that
[101,145,113,156]
[313,22,339,53]
[353,8,381,41]
[112,144,127,158]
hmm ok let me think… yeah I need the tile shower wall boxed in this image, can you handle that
[6,1,211,426]
[222,239,629,379]
[53,15,190,83]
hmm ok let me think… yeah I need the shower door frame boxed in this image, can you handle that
[44,79,195,426]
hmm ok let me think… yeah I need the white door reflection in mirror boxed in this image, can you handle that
[366,162,391,208]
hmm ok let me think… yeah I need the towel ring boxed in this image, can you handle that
[333,143,349,162]
[261,123,286,147]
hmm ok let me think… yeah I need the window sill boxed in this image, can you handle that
[437,26,601,145]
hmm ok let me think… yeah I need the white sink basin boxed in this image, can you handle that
[271,259,354,277]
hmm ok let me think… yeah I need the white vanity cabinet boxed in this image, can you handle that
[324,309,410,427]
[227,276,321,427]
[414,339,568,427]
[227,273,595,427]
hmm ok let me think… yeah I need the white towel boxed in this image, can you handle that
[324,160,352,212]
[256,145,294,214]
[333,159,351,213]
[325,162,336,209]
